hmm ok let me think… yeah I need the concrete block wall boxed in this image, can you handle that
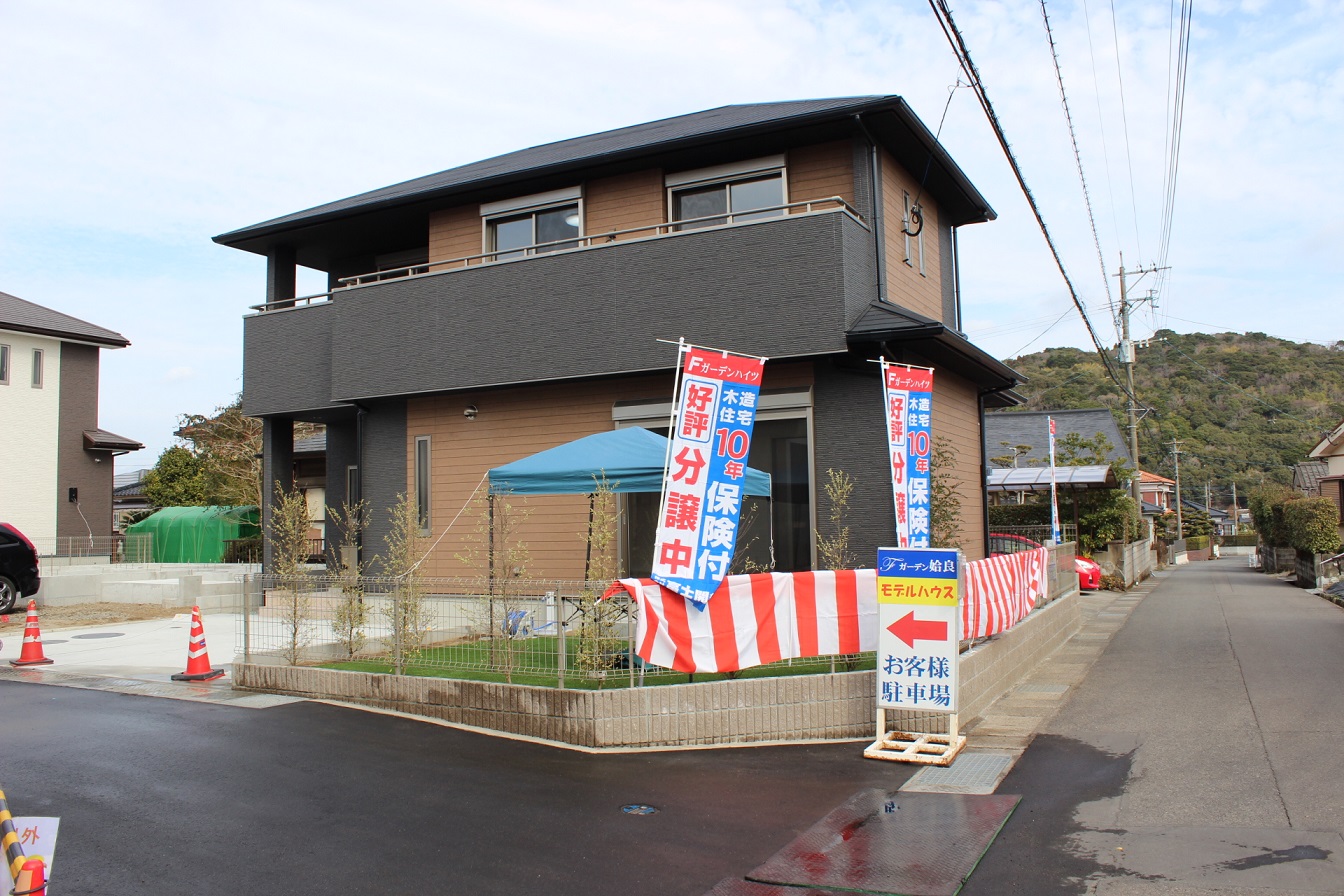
[35,563,258,610]
[234,587,1084,749]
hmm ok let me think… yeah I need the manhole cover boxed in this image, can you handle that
[621,804,658,815]
[41,639,68,645]
[72,632,125,640]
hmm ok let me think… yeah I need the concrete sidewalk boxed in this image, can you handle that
[963,556,1344,895]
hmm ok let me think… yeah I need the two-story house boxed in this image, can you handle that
[216,96,1021,577]
[1308,418,1344,548]
[0,290,142,547]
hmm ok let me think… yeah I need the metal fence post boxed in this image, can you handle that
[557,596,567,690]
[242,575,252,663]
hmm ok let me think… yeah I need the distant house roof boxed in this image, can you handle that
[1294,460,1328,494]
[0,290,130,348]
[1139,470,1175,486]
[1310,418,1344,459]
[295,432,326,456]
[1181,498,1228,520]
[214,96,998,263]
[986,464,1119,492]
[984,408,1130,468]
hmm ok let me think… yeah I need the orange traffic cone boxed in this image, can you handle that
[14,856,47,896]
[171,606,225,682]
[9,600,53,667]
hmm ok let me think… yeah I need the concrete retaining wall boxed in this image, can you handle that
[234,589,1083,749]
[35,563,257,610]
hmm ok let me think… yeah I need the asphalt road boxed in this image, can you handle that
[1,682,912,895]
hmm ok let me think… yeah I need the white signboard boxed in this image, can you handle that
[3,816,59,892]
[875,547,960,713]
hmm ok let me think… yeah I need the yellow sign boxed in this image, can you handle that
[877,577,959,606]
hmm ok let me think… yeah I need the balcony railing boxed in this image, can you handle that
[249,197,864,313]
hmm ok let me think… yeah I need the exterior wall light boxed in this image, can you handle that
[464,405,478,420]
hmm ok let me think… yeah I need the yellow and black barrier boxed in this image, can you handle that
[0,787,47,896]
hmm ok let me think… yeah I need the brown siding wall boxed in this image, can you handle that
[930,368,985,559]
[56,344,114,540]
[404,363,817,579]
[584,170,665,238]
[788,140,855,209]
[428,205,482,263]
[880,152,944,321]
[406,376,670,580]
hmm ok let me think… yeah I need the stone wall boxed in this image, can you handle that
[234,589,1083,749]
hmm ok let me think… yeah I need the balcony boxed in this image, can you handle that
[242,203,878,417]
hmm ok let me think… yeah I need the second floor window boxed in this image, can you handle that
[31,348,43,388]
[489,205,580,259]
[482,187,583,261]
[667,156,786,231]
[0,344,9,385]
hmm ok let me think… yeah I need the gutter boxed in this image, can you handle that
[853,114,888,302]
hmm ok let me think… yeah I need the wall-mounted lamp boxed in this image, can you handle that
[464,405,478,420]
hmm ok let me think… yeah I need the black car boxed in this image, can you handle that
[0,522,41,613]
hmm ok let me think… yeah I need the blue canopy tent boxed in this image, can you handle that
[486,427,772,579]
[487,426,772,496]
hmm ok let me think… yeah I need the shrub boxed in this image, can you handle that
[1185,535,1210,551]
[1282,496,1342,554]
[987,503,1051,528]
[1249,484,1294,546]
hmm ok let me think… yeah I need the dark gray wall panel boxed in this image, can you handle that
[243,301,338,417]
[327,213,875,402]
[358,400,406,575]
[812,359,894,564]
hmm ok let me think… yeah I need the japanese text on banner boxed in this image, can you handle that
[651,348,765,608]
[881,363,934,547]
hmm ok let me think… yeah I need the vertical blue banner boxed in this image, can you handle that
[882,364,934,547]
[651,348,765,608]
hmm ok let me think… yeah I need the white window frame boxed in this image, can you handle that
[414,436,431,536]
[0,344,9,385]
[481,186,583,259]
[31,348,43,388]
[665,154,789,228]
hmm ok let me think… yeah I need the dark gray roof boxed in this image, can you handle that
[84,429,144,453]
[1294,460,1328,494]
[0,290,130,348]
[984,408,1130,468]
[847,302,1021,394]
[216,96,996,250]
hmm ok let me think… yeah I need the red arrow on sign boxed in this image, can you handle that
[887,611,948,648]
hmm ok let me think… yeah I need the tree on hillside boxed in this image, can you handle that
[144,395,321,508]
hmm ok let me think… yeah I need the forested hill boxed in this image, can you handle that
[1002,330,1344,495]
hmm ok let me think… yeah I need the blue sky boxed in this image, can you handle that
[2,0,1339,467]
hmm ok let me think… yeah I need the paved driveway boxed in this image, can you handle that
[0,680,911,895]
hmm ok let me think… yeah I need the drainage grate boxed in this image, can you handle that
[901,753,1016,795]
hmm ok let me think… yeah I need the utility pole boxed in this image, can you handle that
[1170,439,1184,536]
[1231,481,1239,535]
[1116,256,1169,506]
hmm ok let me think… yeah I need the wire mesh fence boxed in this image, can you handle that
[31,533,152,563]
[236,573,874,689]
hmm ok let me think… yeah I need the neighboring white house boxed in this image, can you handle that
[0,290,142,547]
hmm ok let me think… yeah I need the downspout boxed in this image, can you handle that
[353,402,369,558]
[853,114,888,302]
[951,225,963,332]
[979,387,994,559]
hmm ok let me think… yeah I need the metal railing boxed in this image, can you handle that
[248,197,865,312]
[987,525,1079,551]
[31,533,153,563]
[236,573,873,688]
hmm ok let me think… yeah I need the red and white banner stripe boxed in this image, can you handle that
[609,571,877,674]
[607,548,1047,673]
[962,547,1048,640]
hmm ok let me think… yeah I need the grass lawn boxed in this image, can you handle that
[322,636,875,689]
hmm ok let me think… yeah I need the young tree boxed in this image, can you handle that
[267,481,314,665]
[815,468,856,570]
[575,476,625,678]
[382,492,431,675]
[327,499,370,659]
[929,436,964,549]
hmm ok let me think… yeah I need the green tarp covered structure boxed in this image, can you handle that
[127,506,260,563]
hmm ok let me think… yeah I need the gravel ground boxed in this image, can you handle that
[0,602,188,630]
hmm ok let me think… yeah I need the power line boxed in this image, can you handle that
[926,0,1135,404]
[1108,0,1144,260]
[1039,0,1114,318]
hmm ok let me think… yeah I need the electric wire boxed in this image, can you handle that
[926,0,1137,406]
[1081,0,1123,319]
[1040,0,1114,323]
[1108,0,1144,260]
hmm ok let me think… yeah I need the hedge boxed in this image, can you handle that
[1186,535,1210,551]
[1282,497,1342,554]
